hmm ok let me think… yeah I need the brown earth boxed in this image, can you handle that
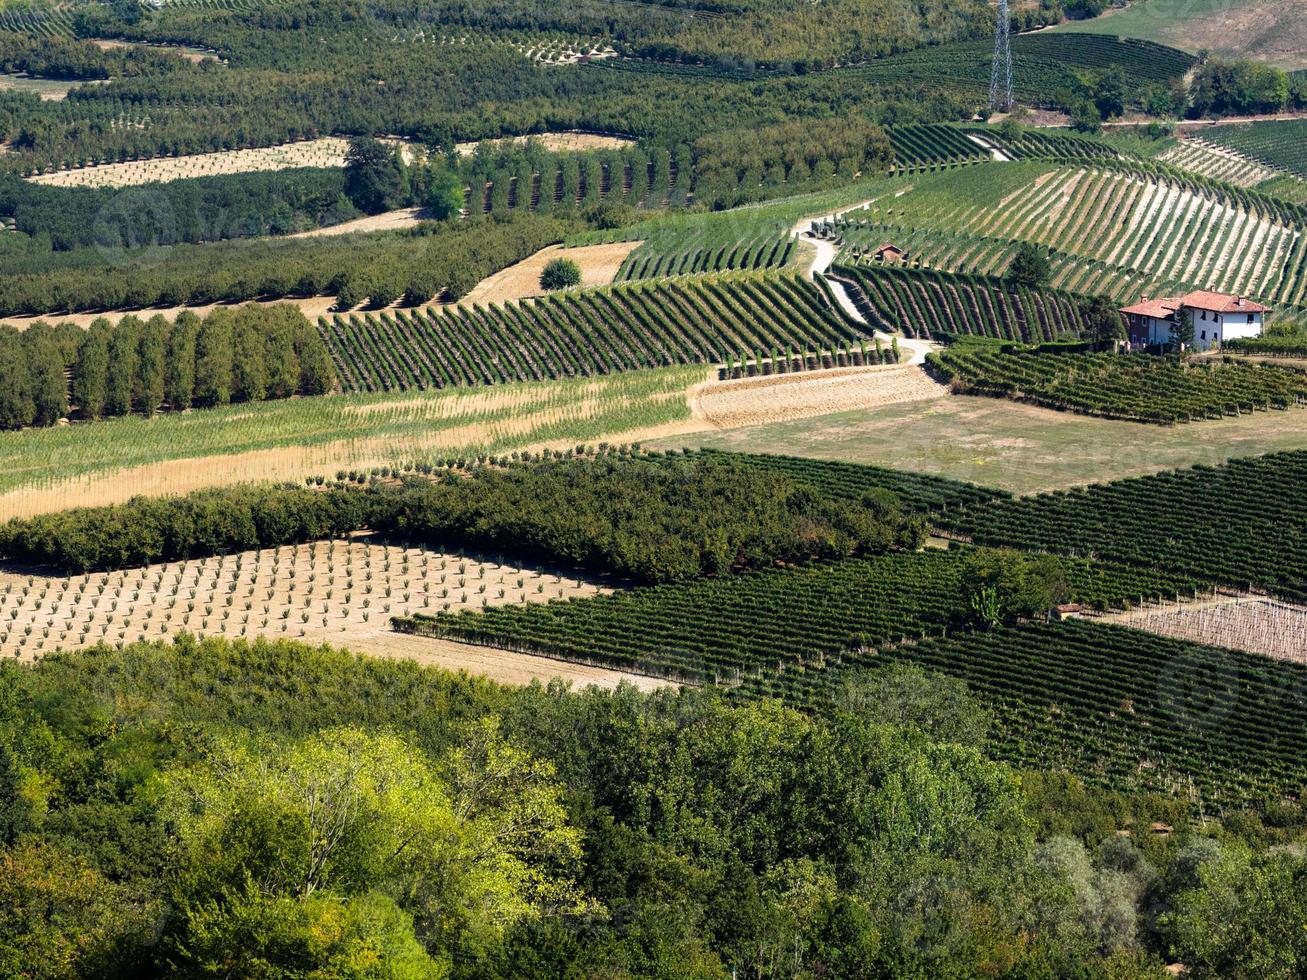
[460,242,643,305]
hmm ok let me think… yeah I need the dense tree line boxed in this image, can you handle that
[0,168,359,252]
[0,304,332,431]
[0,213,570,316]
[2,632,1305,976]
[0,32,194,80]
[693,117,894,209]
[0,453,924,576]
[0,483,366,571]
[1189,58,1307,117]
[374,454,925,582]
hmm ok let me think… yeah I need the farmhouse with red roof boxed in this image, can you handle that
[1119,290,1268,352]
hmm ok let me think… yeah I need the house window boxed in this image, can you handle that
[1200,331,1206,340]
[1200,310,1208,320]
[1248,314,1255,324]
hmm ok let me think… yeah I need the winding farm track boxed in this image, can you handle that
[788,192,938,365]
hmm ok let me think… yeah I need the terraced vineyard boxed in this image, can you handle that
[837,162,1307,309]
[927,348,1307,423]
[1200,120,1307,178]
[833,264,1097,342]
[886,125,988,169]
[617,235,794,281]
[1159,138,1282,188]
[741,618,1307,806]
[396,548,1197,684]
[320,274,862,391]
[0,6,75,36]
[974,128,1119,162]
[939,452,1307,603]
[687,448,1006,512]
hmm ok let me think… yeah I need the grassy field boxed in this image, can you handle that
[1046,0,1307,71]
[0,366,705,519]
[651,393,1307,494]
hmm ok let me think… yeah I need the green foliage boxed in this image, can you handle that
[426,163,465,221]
[1190,59,1293,118]
[377,453,925,583]
[345,136,407,214]
[538,257,581,291]
[835,662,991,745]
[1008,242,1052,287]
[0,483,371,573]
[1170,306,1194,352]
[960,549,1070,625]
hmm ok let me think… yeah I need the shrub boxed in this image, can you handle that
[539,258,582,291]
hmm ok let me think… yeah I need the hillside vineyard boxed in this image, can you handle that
[1,3,1307,978]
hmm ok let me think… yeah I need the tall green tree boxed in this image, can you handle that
[194,309,234,408]
[1171,306,1195,353]
[135,315,168,416]
[230,307,269,403]
[1008,243,1051,287]
[165,311,198,411]
[344,136,406,214]
[426,162,465,220]
[73,319,111,421]
[23,323,69,426]
[104,317,141,417]
[0,326,35,429]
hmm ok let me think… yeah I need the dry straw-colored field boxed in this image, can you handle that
[0,535,667,689]
[689,364,947,429]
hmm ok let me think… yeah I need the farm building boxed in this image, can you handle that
[1120,290,1268,352]
[873,243,907,263]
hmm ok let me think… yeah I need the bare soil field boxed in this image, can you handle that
[690,365,947,429]
[27,136,416,188]
[460,241,642,304]
[0,536,669,690]
[454,132,634,156]
[1103,595,1307,664]
[290,207,430,238]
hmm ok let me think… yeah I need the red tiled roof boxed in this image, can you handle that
[875,243,904,255]
[1119,297,1178,318]
[1175,290,1269,314]
[1119,291,1269,317]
